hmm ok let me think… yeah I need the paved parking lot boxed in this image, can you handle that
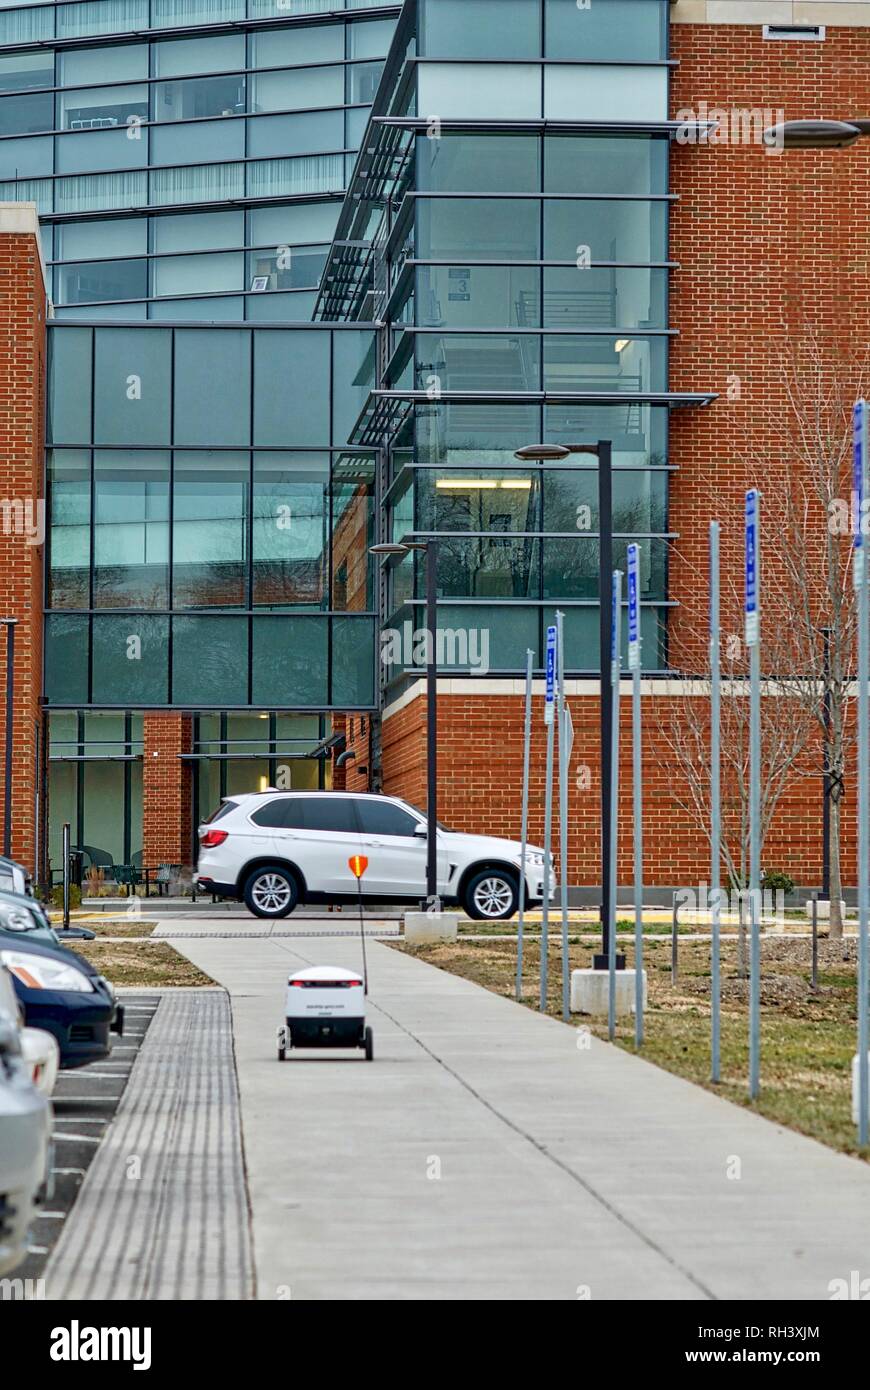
[16,992,160,1288]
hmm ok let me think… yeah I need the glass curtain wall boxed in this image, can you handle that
[0,5,399,316]
[45,323,378,709]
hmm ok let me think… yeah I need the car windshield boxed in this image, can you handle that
[401,802,452,833]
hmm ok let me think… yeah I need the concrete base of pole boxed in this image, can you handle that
[851,1054,870,1125]
[571,968,647,1017]
[805,899,846,922]
[404,912,458,945]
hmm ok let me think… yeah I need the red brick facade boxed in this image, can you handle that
[0,207,46,871]
[142,713,192,867]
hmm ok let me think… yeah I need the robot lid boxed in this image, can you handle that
[287,966,363,986]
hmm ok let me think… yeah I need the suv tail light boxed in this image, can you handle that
[200,829,229,848]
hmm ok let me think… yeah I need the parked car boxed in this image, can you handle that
[0,964,52,1276]
[195,791,552,921]
[0,935,123,1070]
[0,856,32,899]
[0,886,94,949]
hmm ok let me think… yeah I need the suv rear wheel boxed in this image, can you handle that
[243,865,299,919]
[463,868,518,921]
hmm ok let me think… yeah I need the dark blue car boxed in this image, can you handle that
[0,933,123,1069]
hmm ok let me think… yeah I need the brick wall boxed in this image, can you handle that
[0,206,47,873]
[142,712,192,867]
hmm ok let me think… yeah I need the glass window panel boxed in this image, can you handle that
[152,0,245,29]
[418,63,541,120]
[545,64,667,122]
[543,267,667,330]
[415,403,540,466]
[58,301,146,320]
[57,217,147,260]
[174,328,251,446]
[246,154,342,199]
[0,6,54,45]
[542,536,667,601]
[246,244,326,291]
[417,197,539,260]
[332,617,374,705]
[154,33,246,77]
[48,327,92,445]
[248,109,343,159]
[251,24,343,67]
[543,334,667,393]
[93,451,170,607]
[59,82,148,130]
[94,326,172,446]
[154,209,243,252]
[345,104,369,150]
[333,330,374,449]
[0,92,53,136]
[544,199,667,265]
[434,537,540,599]
[173,451,249,608]
[45,614,89,704]
[91,614,169,702]
[172,616,248,704]
[416,265,540,329]
[0,176,52,214]
[56,128,149,175]
[0,136,52,180]
[150,162,244,205]
[57,0,149,39]
[151,118,244,167]
[153,75,246,122]
[245,289,317,321]
[150,295,244,319]
[545,135,668,195]
[417,469,541,533]
[0,50,54,92]
[251,66,343,112]
[80,760,125,863]
[542,468,666,533]
[60,43,147,85]
[252,452,329,609]
[415,332,541,394]
[544,401,668,465]
[253,329,329,447]
[419,0,540,59]
[55,170,147,214]
[348,17,395,58]
[417,133,539,193]
[248,0,335,17]
[57,258,148,304]
[47,449,91,608]
[545,0,666,61]
[248,201,337,247]
[251,616,326,707]
[437,604,537,672]
[153,251,243,297]
[331,454,374,611]
[346,60,382,105]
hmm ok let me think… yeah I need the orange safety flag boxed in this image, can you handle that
[348,854,369,879]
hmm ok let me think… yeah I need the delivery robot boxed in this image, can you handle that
[277,965,373,1061]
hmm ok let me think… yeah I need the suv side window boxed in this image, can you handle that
[250,798,301,829]
[354,799,421,837]
[298,798,359,834]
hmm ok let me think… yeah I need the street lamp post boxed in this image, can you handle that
[514,439,618,968]
[370,539,439,905]
[1,618,17,860]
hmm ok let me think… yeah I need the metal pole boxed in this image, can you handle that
[541,651,556,1013]
[516,648,534,1002]
[598,440,614,969]
[425,540,438,905]
[671,891,679,985]
[855,401,869,1145]
[62,821,71,931]
[822,626,832,901]
[811,891,819,993]
[3,620,15,859]
[627,544,643,1047]
[747,491,762,1100]
[710,521,722,1082]
[557,611,571,1022]
[608,570,622,1040]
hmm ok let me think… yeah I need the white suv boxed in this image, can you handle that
[195,791,551,921]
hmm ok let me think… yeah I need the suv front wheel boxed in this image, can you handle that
[463,868,519,921]
[243,865,299,919]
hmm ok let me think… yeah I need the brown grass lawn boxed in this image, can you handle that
[392,933,868,1159]
[66,940,215,988]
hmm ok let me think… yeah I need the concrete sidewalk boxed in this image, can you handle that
[174,931,870,1301]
